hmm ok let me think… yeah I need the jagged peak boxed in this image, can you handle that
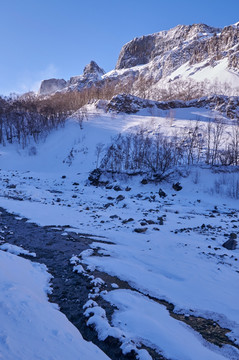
[83,61,105,76]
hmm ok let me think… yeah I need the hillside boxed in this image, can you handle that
[0,94,239,359]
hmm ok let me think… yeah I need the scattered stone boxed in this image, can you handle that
[141,179,148,184]
[146,219,156,225]
[158,188,167,198]
[73,182,79,186]
[230,233,237,240]
[110,215,119,219]
[158,216,164,225]
[113,185,122,191]
[104,203,114,209]
[125,186,131,191]
[88,168,102,186]
[172,182,182,191]
[116,195,125,202]
[122,218,134,224]
[134,227,148,233]
[7,184,16,189]
[222,239,237,250]
[62,175,66,179]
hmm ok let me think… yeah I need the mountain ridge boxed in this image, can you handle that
[38,22,239,97]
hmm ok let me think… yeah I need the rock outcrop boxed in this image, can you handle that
[39,78,67,95]
[106,93,239,118]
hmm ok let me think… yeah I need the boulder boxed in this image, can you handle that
[158,188,167,198]
[172,182,182,191]
[222,239,237,250]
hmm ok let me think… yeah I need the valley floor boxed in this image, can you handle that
[0,165,238,360]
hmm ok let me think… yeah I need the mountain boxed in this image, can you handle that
[38,22,239,98]
[1,23,239,360]
[39,61,105,95]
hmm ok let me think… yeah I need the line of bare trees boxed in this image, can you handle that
[0,78,135,148]
[1,71,238,150]
[99,117,239,180]
[133,77,239,101]
[0,94,67,148]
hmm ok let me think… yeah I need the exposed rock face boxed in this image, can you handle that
[39,78,67,95]
[116,24,220,70]
[106,93,239,117]
[116,35,156,69]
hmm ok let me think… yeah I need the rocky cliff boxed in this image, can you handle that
[38,23,239,98]
[115,23,239,84]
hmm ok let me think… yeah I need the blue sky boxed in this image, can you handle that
[0,0,238,95]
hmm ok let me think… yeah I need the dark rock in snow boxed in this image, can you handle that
[158,216,164,225]
[222,239,237,250]
[134,227,148,233]
[88,168,102,186]
[104,203,114,209]
[113,185,122,192]
[116,195,125,202]
[7,184,17,189]
[172,182,182,191]
[158,188,167,198]
[125,186,131,192]
[122,218,134,224]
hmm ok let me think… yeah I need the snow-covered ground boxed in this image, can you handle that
[0,105,238,359]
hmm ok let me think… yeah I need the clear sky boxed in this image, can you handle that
[0,0,238,95]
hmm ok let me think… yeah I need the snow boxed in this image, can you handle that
[168,58,239,89]
[0,250,109,360]
[103,289,234,360]
[0,104,238,358]
[0,243,36,257]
